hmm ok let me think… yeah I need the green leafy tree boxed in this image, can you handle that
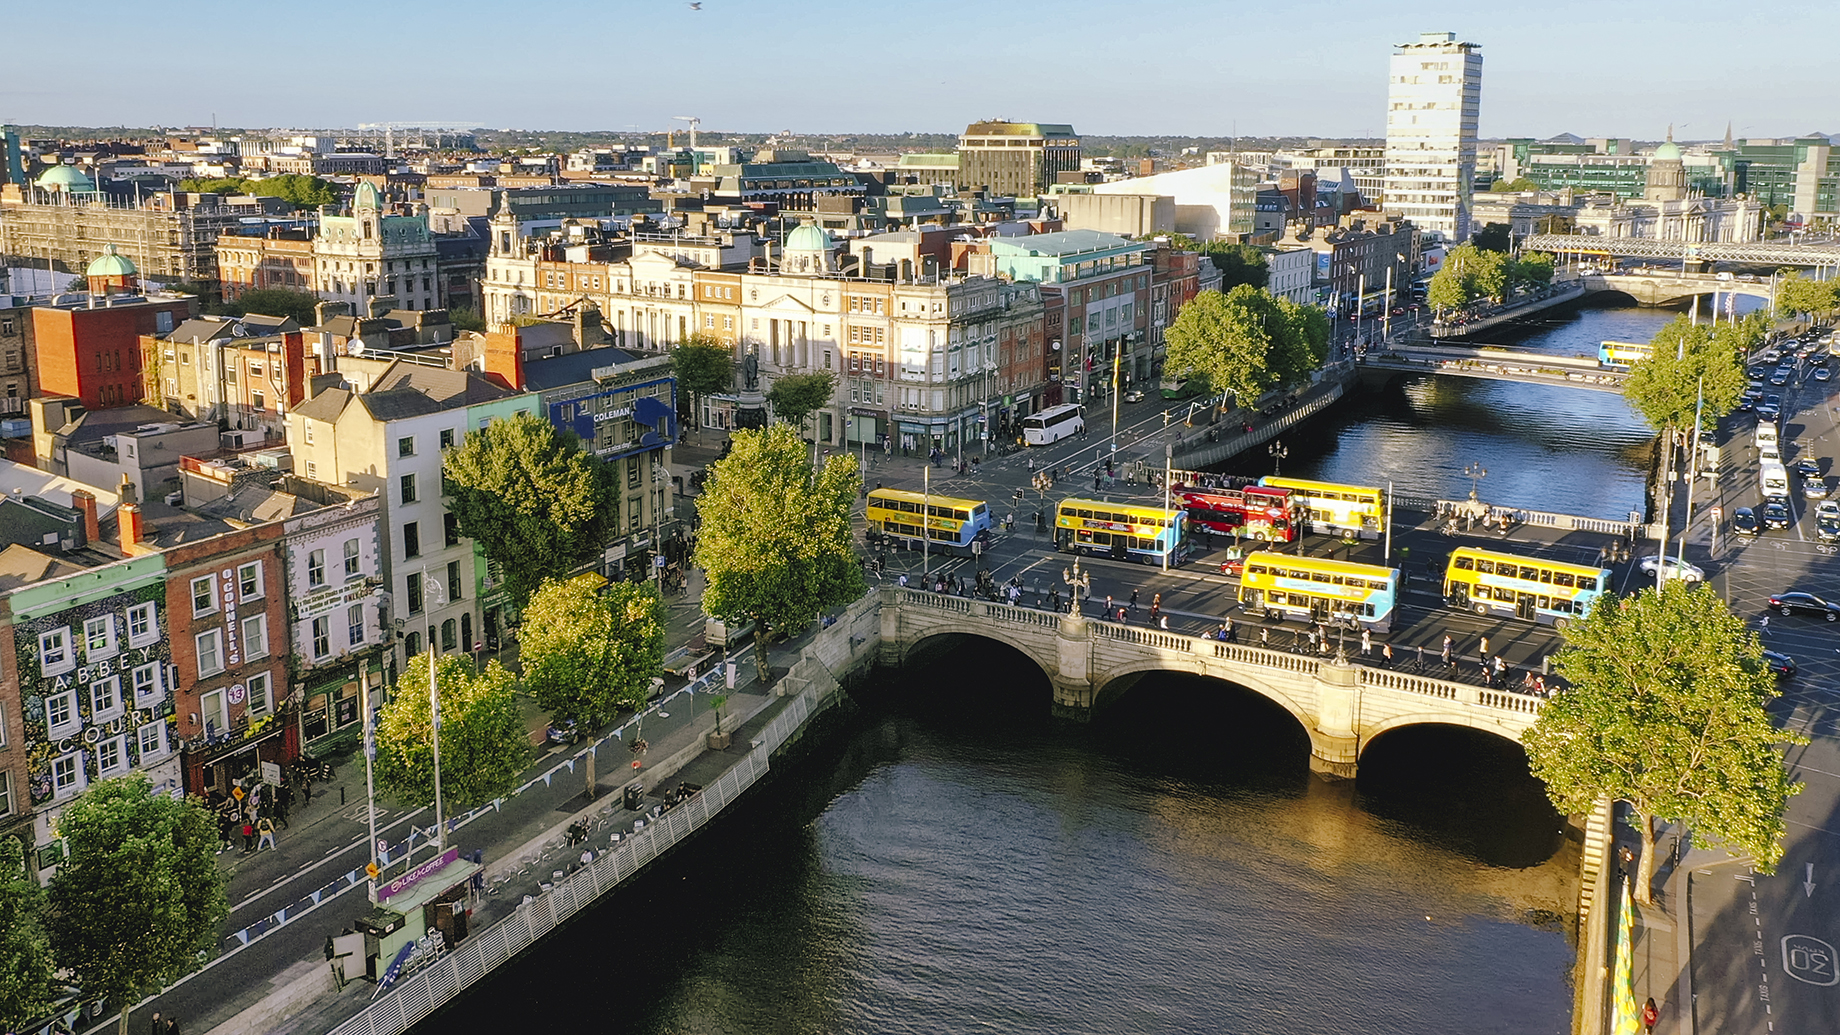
[1135,231,1200,251]
[1425,264,1471,313]
[766,371,838,433]
[46,777,227,1035]
[1515,252,1556,289]
[1164,286,1329,405]
[0,837,56,1031]
[449,307,487,333]
[1198,242,1271,290]
[377,654,528,809]
[443,412,614,609]
[1470,248,1511,301]
[671,334,734,428]
[1488,177,1539,193]
[1272,295,1331,381]
[520,577,667,727]
[1623,315,1748,433]
[179,174,337,208]
[1472,222,1514,253]
[694,422,865,681]
[220,287,319,325]
[1775,271,1839,319]
[1523,585,1805,904]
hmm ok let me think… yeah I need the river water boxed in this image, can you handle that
[421,303,1690,1035]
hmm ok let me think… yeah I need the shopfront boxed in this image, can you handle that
[846,406,887,448]
[184,706,297,798]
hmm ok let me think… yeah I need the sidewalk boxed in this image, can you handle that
[1627,826,1696,1035]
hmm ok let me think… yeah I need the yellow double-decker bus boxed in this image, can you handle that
[1238,552,1399,632]
[1442,546,1611,630]
[865,489,992,556]
[1258,476,1385,539]
[1054,498,1187,565]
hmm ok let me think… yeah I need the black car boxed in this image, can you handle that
[1762,650,1797,677]
[1769,592,1840,621]
[1762,500,1793,529]
[1732,506,1761,535]
[1759,395,1783,420]
[1795,457,1822,477]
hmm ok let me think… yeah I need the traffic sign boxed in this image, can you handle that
[365,863,380,881]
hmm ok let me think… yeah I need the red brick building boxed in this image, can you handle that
[31,293,197,409]
[215,231,316,302]
[160,523,295,796]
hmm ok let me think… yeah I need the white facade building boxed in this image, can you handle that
[1267,247,1317,305]
[1382,31,1483,243]
[314,181,440,312]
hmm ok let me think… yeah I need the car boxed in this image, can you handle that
[1733,506,1761,535]
[1762,500,1794,528]
[1758,396,1782,421]
[1762,650,1797,677]
[1122,389,1145,403]
[1771,369,1792,385]
[1817,367,1834,382]
[1638,554,1705,582]
[1794,457,1821,477]
[1819,505,1840,542]
[1768,591,1840,621]
[1806,476,1829,498]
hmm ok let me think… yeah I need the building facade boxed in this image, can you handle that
[313,181,440,313]
[283,490,385,747]
[215,230,316,301]
[987,230,1155,403]
[1382,32,1483,242]
[957,121,1081,198]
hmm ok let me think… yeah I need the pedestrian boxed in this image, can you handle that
[1479,634,1490,657]
[898,573,909,589]
[1129,589,1139,613]
[1442,632,1453,656]
[1761,614,1770,630]
[1105,594,1114,615]
[241,817,256,854]
[1416,643,1424,669]
[1360,628,1372,656]
[1492,654,1506,677]
[152,1012,161,1035]
[1151,592,1162,617]
[1641,996,1659,1034]
[1225,616,1235,642]
[256,815,276,851]
[302,773,312,804]
[1260,627,1270,647]
[1159,614,1169,630]
[167,1017,180,1035]
[1382,642,1393,666]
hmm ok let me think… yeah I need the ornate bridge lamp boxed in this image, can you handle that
[1062,557,1091,620]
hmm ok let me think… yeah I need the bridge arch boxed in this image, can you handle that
[900,630,1054,686]
[1357,713,1529,759]
[1093,660,1315,735]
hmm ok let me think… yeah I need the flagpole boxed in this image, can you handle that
[361,657,379,902]
[424,566,446,854]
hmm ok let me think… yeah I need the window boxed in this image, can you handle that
[52,753,85,799]
[0,772,11,817]
[127,601,157,647]
[339,539,360,580]
[201,689,227,736]
[404,631,421,658]
[407,575,424,615]
[444,512,461,548]
[398,436,415,457]
[39,627,72,677]
[400,473,418,504]
[304,421,314,444]
[252,390,265,412]
[132,662,164,706]
[191,575,218,616]
[440,428,455,449]
[441,618,457,651]
[238,561,263,601]
[196,629,224,676]
[46,689,78,739]
[96,735,127,777]
[0,702,5,748]
[90,676,122,723]
[137,720,168,760]
[349,604,366,646]
[404,521,421,558]
[447,560,463,601]
[312,616,330,658]
[242,615,268,660]
[246,672,273,718]
[84,615,117,661]
[308,549,326,587]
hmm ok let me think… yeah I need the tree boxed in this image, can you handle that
[520,577,667,727]
[1425,264,1471,313]
[219,287,319,325]
[1488,177,1538,193]
[1775,271,1839,319]
[1164,285,1327,405]
[376,654,528,810]
[1472,222,1514,253]
[1515,252,1556,289]
[1427,242,1512,310]
[694,422,865,682]
[46,777,227,1035]
[1523,585,1805,904]
[0,837,55,1031]
[766,371,837,434]
[443,411,614,609]
[1198,242,1271,291]
[671,334,734,429]
[449,307,486,333]
[177,174,337,209]
[1623,314,1748,433]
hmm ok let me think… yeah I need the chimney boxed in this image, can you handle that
[117,473,138,506]
[118,502,145,553]
[481,326,525,391]
[71,489,100,544]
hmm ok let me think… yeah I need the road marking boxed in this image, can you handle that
[1782,934,1840,985]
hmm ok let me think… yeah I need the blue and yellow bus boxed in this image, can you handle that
[1238,552,1399,632]
[1054,498,1187,565]
[1598,340,1651,369]
[1442,546,1611,630]
[1258,476,1385,539]
[866,489,992,556]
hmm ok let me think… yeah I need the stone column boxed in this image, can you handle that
[1308,657,1361,779]
[1050,610,1095,721]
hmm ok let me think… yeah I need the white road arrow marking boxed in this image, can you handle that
[1806,862,1817,898]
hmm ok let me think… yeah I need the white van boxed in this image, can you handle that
[1757,423,1780,460]
[1760,461,1791,500]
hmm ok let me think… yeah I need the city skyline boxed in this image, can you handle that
[3,0,1834,140]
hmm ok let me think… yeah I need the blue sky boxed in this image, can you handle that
[4,0,1832,140]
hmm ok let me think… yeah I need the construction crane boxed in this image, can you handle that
[672,116,701,152]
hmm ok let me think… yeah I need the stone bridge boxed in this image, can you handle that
[877,588,1544,778]
[1359,345,1628,394]
[1582,272,1774,307]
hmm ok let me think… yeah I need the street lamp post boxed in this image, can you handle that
[1464,462,1488,499]
[1062,556,1091,617]
[1268,440,1288,477]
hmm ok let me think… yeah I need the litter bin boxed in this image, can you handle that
[623,780,646,812]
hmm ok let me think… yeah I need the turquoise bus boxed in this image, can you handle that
[1442,546,1611,630]
[1238,553,1399,632]
[1054,498,1187,566]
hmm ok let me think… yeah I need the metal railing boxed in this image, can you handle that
[1524,233,1840,266]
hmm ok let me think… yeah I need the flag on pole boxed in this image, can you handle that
[1611,880,1642,1035]
[376,942,417,994]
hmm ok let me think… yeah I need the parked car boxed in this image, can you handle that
[1732,506,1761,535]
[1639,555,1705,582]
[1768,591,1840,621]
[1762,500,1794,529]
[1762,650,1797,677]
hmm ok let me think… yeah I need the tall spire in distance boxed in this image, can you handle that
[1724,121,1734,149]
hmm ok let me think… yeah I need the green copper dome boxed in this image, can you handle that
[1652,140,1682,161]
[85,244,137,278]
[785,221,832,253]
[35,164,95,192]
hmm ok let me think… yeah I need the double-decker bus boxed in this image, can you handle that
[1173,484,1297,542]
[865,489,992,556]
[1022,404,1085,446]
[1238,553,1399,632]
[1598,341,1652,369]
[1054,498,1187,565]
[1442,546,1612,630]
[1258,476,1385,539]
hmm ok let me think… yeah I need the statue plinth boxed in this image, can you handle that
[734,388,768,430]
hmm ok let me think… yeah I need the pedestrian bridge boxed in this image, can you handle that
[1582,271,1773,307]
[1358,346,1628,393]
[878,587,1544,778]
